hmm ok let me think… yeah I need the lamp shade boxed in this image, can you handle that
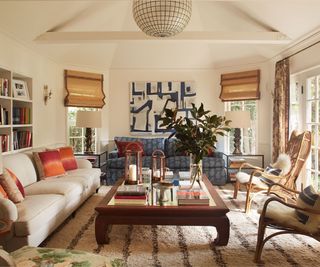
[225,111,251,129]
[76,111,102,128]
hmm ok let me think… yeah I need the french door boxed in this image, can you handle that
[291,68,320,190]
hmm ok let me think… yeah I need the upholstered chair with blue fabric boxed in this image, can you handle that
[254,184,320,263]
[233,130,311,213]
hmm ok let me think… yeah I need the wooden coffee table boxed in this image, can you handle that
[95,175,230,246]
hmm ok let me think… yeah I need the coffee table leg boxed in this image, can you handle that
[95,215,110,244]
[212,216,230,246]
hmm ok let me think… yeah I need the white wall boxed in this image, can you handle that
[109,66,272,162]
[0,31,66,147]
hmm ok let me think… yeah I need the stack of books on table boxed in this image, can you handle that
[229,158,246,168]
[176,189,209,206]
[114,185,147,206]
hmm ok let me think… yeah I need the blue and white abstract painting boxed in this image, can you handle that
[129,81,196,134]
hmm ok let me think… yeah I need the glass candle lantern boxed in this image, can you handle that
[124,143,143,184]
[151,149,166,182]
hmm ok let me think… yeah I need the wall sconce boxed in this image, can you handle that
[44,85,52,105]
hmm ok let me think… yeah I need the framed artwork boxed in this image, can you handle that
[12,79,29,100]
[129,81,196,134]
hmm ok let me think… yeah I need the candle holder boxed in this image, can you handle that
[124,143,143,184]
[151,149,166,182]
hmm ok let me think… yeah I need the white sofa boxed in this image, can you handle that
[0,150,101,252]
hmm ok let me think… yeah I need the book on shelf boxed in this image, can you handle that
[13,130,32,150]
[176,189,209,206]
[0,105,9,125]
[0,78,9,97]
[13,107,31,124]
[0,134,9,152]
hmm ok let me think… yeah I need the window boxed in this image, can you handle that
[290,69,320,190]
[225,100,258,154]
[67,107,97,153]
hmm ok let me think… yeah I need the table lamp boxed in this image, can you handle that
[225,110,251,155]
[76,110,102,154]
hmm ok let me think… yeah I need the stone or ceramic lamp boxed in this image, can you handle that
[225,110,251,155]
[76,110,101,154]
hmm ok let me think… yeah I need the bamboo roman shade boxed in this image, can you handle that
[64,70,105,108]
[219,70,260,101]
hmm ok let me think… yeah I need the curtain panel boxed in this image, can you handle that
[272,59,290,162]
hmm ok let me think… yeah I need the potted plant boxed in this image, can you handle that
[160,103,230,187]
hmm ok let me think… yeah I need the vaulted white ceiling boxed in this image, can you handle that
[1,0,320,69]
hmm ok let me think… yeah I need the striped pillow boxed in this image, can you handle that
[260,165,282,186]
[58,146,78,171]
[296,185,320,226]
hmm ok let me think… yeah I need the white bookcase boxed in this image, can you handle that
[0,67,33,154]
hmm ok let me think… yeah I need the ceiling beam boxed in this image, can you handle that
[35,31,290,44]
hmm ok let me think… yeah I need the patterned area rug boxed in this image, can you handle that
[41,185,320,267]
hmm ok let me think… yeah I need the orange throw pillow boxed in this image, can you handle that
[0,169,24,203]
[6,168,25,197]
[58,146,78,171]
[33,151,66,179]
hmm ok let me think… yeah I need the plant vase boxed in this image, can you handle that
[190,155,202,188]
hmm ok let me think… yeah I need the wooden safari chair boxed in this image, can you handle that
[233,130,312,213]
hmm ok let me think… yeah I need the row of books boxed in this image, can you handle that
[13,130,32,150]
[13,107,31,124]
[0,106,9,125]
[0,78,9,97]
[114,185,146,205]
[1,134,9,152]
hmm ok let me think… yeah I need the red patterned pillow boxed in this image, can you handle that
[0,184,8,199]
[6,168,25,197]
[58,146,78,171]
[115,141,144,157]
[33,151,66,179]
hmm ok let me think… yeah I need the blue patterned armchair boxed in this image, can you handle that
[106,137,226,185]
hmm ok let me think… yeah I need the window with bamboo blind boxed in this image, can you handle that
[64,70,105,108]
[219,70,260,101]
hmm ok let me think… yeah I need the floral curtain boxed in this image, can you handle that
[272,58,290,162]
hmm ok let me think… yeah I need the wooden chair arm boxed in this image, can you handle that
[260,197,320,220]
[268,183,300,194]
[246,170,284,186]
[239,162,264,172]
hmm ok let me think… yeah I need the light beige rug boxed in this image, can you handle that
[41,185,320,267]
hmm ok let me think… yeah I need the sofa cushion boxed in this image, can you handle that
[15,194,65,236]
[166,156,190,169]
[114,137,165,156]
[58,146,78,171]
[107,156,152,169]
[67,168,101,189]
[3,153,37,187]
[0,168,24,203]
[33,151,66,179]
[115,140,144,157]
[24,179,83,197]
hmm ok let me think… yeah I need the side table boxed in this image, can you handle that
[222,153,264,182]
[75,149,108,185]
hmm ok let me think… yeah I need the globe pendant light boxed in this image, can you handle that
[133,0,192,38]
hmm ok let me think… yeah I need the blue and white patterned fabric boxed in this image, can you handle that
[106,137,227,186]
[114,136,165,156]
